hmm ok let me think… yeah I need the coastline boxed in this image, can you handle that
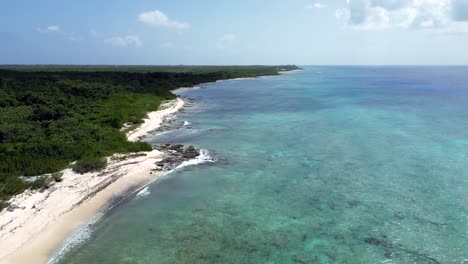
[0,70,298,264]
[178,69,303,90]
[127,98,185,142]
[0,98,185,264]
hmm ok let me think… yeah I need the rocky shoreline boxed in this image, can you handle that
[0,97,191,264]
[151,98,196,134]
[153,144,200,171]
[1,144,202,214]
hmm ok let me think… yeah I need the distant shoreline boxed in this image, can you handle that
[279,69,303,74]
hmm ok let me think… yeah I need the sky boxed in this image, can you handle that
[1,0,468,65]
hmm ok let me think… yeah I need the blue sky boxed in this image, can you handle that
[2,0,468,65]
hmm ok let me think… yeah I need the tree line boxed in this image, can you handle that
[0,65,300,209]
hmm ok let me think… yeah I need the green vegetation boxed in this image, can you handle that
[0,65,300,209]
[0,65,299,74]
[51,172,63,182]
[72,157,108,174]
[30,176,50,191]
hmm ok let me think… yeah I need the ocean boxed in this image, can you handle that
[55,67,467,263]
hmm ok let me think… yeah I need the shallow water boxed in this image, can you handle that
[56,67,467,263]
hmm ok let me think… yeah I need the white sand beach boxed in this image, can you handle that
[127,97,185,142]
[0,98,185,264]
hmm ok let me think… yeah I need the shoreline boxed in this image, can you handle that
[0,98,185,264]
[278,69,303,74]
[127,98,185,142]
[174,69,302,92]
[0,70,297,264]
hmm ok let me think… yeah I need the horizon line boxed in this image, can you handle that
[1,64,468,67]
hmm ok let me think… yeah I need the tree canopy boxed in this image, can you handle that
[0,65,300,209]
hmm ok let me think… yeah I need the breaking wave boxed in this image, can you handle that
[176,149,215,169]
[48,149,215,263]
[48,213,103,264]
[136,186,150,197]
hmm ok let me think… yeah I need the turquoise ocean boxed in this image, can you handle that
[56,67,467,263]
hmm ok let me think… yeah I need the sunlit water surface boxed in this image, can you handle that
[57,67,467,263]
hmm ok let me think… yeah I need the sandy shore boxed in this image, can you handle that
[127,97,185,142]
[278,69,303,74]
[0,98,185,264]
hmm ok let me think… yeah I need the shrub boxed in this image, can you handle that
[72,157,108,174]
[127,116,137,124]
[30,176,49,190]
[51,172,63,182]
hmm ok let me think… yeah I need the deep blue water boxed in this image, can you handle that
[57,67,467,263]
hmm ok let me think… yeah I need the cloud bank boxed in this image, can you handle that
[336,0,468,32]
[138,10,189,29]
[305,3,325,9]
[106,35,142,47]
[37,25,60,33]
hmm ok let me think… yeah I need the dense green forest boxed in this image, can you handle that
[0,65,299,74]
[0,65,300,209]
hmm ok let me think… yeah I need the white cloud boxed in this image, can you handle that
[161,42,173,48]
[47,25,60,32]
[305,3,325,9]
[336,0,468,32]
[138,10,189,29]
[216,34,236,49]
[37,25,85,42]
[68,33,83,42]
[106,35,142,47]
[37,25,60,33]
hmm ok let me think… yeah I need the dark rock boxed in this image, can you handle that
[364,237,383,246]
[170,144,183,150]
[183,152,198,159]
[347,200,360,208]
[7,204,18,212]
[186,145,196,152]
[153,143,204,171]
[239,242,258,253]
[292,255,308,264]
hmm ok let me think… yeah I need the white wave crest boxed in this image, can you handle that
[47,213,103,264]
[136,186,150,197]
[183,121,191,126]
[48,149,215,263]
[176,149,215,169]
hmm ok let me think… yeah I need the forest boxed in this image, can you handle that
[0,65,300,209]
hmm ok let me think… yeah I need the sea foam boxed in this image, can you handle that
[48,213,103,264]
[136,186,150,197]
[176,149,215,169]
[49,148,215,263]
